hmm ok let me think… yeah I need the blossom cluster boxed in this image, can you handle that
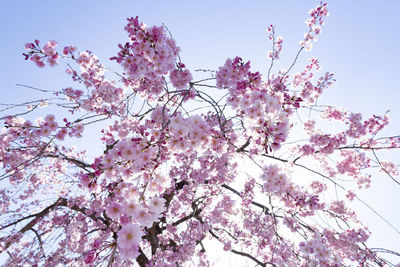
[169,63,193,89]
[301,2,329,50]
[216,58,291,153]
[24,40,59,67]
[111,16,183,97]
[266,25,283,60]
[299,237,330,260]
[168,113,214,151]
[216,57,252,90]
[260,164,289,193]
[310,132,346,154]
[346,112,389,138]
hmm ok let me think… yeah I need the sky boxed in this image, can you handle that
[1,0,399,265]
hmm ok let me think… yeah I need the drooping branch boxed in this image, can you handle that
[1,197,108,251]
[171,208,202,227]
[208,229,275,267]
[43,152,91,170]
[30,228,45,258]
[221,184,270,215]
[136,247,149,267]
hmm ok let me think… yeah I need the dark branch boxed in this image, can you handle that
[221,184,269,215]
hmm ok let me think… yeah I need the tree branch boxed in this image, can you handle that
[221,184,269,215]
[208,229,274,267]
[1,197,107,251]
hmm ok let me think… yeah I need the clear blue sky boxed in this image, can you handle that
[1,0,399,263]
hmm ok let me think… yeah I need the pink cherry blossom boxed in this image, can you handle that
[106,202,122,220]
[118,223,143,248]
[147,196,166,215]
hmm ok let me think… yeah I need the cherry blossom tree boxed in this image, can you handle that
[1,2,400,266]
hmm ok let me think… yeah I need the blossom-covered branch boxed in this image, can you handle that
[1,2,399,266]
